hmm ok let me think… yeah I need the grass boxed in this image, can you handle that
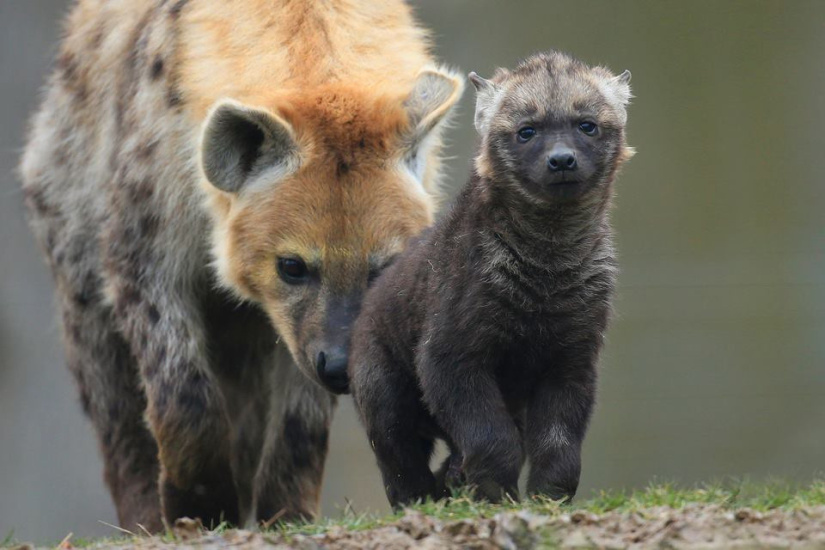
[273,477,825,538]
[5,478,824,548]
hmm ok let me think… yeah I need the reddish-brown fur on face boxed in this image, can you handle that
[21,0,459,529]
[213,86,436,382]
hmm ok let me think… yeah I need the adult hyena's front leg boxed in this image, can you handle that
[109,277,238,527]
[253,348,336,525]
[525,354,597,502]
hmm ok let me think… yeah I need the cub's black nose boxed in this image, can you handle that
[316,350,350,394]
[547,149,578,172]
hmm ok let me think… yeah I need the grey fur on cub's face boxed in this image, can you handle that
[470,52,633,201]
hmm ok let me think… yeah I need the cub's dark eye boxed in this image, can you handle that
[277,257,309,284]
[578,121,598,135]
[516,127,536,143]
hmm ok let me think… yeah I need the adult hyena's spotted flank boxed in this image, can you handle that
[21,0,462,530]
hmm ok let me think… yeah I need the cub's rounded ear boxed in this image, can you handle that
[607,69,633,107]
[403,66,464,142]
[200,99,299,193]
[617,69,632,85]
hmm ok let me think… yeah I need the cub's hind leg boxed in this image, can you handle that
[351,344,439,508]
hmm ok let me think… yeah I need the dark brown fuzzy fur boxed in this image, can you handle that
[349,51,634,507]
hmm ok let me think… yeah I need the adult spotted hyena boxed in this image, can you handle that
[20,0,462,531]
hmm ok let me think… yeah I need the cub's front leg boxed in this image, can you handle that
[525,352,597,502]
[418,334,524,502]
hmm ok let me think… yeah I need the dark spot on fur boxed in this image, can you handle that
[55,148,70,167]
[68,242,86,266]
[143,359,158,380]
[283,414,328,471]
[140,141,157,159]
[150,56,164,80]
[137,214,158,238]
[91,28,104,50]
[68,321,83,344]
[147,304,161,325]
[177,370,208,416]
[44,231,56,254]
[129,177,155,202]
[57,51,77,80]
[23,186,54,217]
[169,0,189,18]
[337,160,350,176]
[167,86,183,108]
[358,138,366,149]
[74,272,100,308]
[283,415,312,469]
[57,51,89,103]
[120,285,142,307]
[102,428,113,448]
[155,344,167,365]
[78,387,92,415]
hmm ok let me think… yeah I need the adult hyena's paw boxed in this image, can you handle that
[160,466,239,528]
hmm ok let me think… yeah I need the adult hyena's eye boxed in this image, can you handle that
[277,257,309,284]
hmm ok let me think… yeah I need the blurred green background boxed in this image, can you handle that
[1,0,823,541]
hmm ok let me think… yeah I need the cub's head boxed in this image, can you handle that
[199,69,462,394]
[470,51,634,201]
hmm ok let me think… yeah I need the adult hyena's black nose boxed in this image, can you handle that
[316,349,350,394]
[547,148,578,172]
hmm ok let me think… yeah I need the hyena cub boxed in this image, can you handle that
[349,51,634,507]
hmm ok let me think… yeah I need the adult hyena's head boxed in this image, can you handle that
[198,69,462,394]
[470,51,634,202]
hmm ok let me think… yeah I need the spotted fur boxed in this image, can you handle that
[20,0,461,530]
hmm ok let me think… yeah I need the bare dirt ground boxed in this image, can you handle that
[16,505,823,550]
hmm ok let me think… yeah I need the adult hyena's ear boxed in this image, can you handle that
[200,99,299,193]
[468,71,501,135]
[400,67,463,184]
[403,67,464,146]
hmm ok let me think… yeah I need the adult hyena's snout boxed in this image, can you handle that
[315,346,350,394]
[310,294,362,394]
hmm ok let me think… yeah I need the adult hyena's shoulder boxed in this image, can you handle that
[20,0,207,298]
